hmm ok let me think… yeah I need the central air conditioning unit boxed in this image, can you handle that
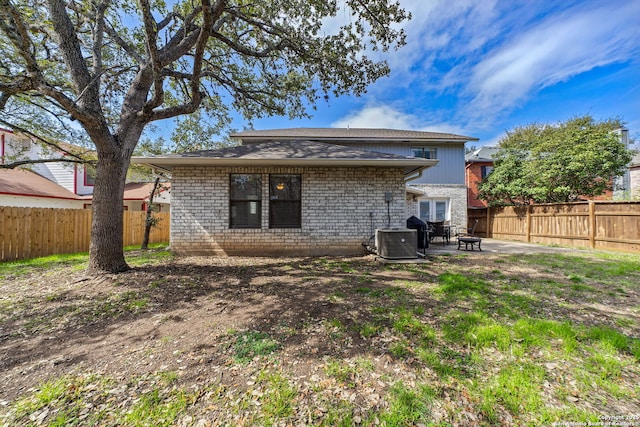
[375,229,417,259]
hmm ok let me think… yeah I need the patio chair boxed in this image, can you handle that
[427,221,449,246]
[456,219,482,251]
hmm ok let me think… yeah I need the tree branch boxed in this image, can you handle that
[0,118,93,161]
[209,30,289,58]
[0,0,90,125]
[145,0,227,123]
[139,0,164,112]
[46,0,94,99]
[0,0,43,77]
[91,0,109,80]
[1,157,92,169]
[102,20,144,63]
[0,78,35,106]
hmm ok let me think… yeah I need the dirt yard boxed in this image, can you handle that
[1,248,639,426]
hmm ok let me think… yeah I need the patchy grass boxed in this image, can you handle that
[229,330,281,364]
[0,243,170,280]
[0,252,89,279]
[1,247,639,426]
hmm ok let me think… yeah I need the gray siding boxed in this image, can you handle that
[344,143,466,185]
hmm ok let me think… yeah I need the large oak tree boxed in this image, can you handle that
[0,0,409,273]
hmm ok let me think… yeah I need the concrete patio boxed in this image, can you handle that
[425,238,579,255]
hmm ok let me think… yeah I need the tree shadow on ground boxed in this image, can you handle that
[1,252,639,406]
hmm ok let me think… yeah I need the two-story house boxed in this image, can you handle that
[132,127,478,256]
[1,127,170,210]
[465,146,499,208]
[1,127,95,197]
[232,128,478,228]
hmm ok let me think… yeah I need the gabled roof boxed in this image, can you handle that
[465,146,500,162]
[0,168,80,200]
[231,128,478,143]
[132,140,438,175]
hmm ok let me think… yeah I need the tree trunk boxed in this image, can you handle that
[141,176,160,250]
[87,151,130,274]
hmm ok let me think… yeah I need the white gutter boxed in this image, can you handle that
[404,166,428,182]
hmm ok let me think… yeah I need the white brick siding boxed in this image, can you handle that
[405,184,468,229]
[171,166,407,256]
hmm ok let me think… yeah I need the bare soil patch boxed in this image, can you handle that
[1,248,639,425]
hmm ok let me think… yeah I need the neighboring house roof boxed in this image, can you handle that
[132,140,438,175]
[123,182,170,201]
[231,128,479,143]
[465,146,500,162]
[0,168,80,200]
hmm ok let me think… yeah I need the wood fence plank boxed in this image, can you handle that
[474,201,640,253]
[31,208,42,258]
[19,207,30,260]
[0,207,6,261]
[47,209,56,257]
[4,206,12,260]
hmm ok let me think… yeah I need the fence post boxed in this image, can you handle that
[589,201,596,249]
[526,205,532,243]
[486,206,491,238]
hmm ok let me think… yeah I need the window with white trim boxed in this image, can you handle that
[418,198,449,222]
[411,147,437,159]
[84,166,97,186]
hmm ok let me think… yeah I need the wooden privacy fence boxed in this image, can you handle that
[469,201,640,252]
[0,207,170,261]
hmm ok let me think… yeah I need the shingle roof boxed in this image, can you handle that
[123,182,170,200]
[465,146,500,162]
[174,140,431,160]
[231,127,478,142]
[132,140,438,174]
[0,168,80,200]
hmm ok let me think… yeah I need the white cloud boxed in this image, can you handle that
[331,105,469,136]
[332,105,416,129]
[462,1,640,123]
[382,0,503,88]
[279,0,639,142]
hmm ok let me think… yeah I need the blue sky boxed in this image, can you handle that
[243,0,640,147]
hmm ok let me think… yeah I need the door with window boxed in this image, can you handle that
[418,198,449,222]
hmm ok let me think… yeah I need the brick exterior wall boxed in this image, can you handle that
[170,166,408,256]
[466,161,491,208]
[405,195,418,222]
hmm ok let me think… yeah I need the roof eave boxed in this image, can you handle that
[405,186,426,196]
[234,136,478,143]
[0,191,82,201]
[465,158,495,163]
